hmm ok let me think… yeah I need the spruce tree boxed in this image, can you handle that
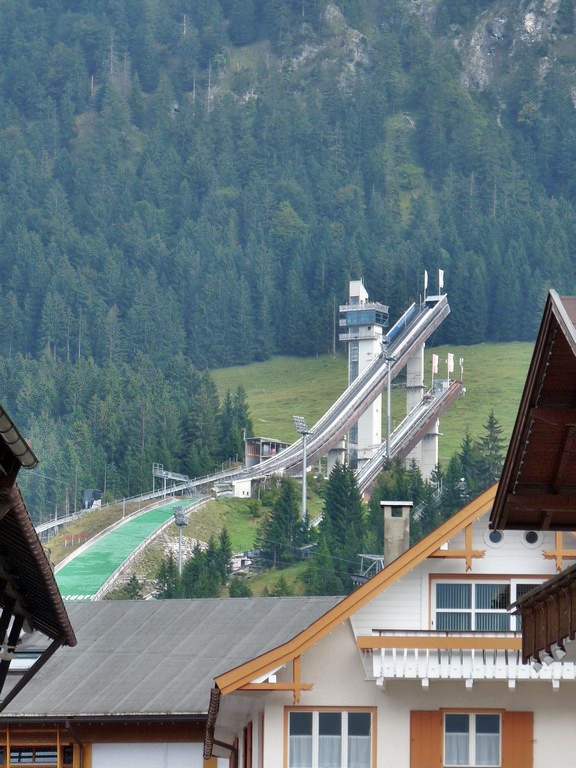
[256,476,303,567]
[302,538,344,596]
[229,578,253,597]
[217,527,233,582]
[319,462,365,587]
[475,410,506,486]
[156,553,181,598]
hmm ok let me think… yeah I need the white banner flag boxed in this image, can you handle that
[439,269,444,291]
[424,270,428,290]
[447,352,454,373]
[432,354,439,374]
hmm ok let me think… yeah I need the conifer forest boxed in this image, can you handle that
[2,0,576,519]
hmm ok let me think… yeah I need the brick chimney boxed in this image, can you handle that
[381,500,412,565]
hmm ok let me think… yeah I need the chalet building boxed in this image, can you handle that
[491,290,576,666]
[203,487,575,768]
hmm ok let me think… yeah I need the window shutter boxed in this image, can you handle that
[502,711,533,768]
[410,711,442,768]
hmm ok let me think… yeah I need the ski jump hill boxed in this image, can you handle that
[50,293,462,600]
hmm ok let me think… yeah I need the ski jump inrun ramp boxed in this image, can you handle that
[54,293,460,600]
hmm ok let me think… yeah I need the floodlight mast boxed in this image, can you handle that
[293,416,313,523]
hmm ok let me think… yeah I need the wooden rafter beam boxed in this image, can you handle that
[553,425,576,493]
[240,682,313,693]
[429,550,485,560]
[529,407,576,426]
[429,524,485,570]
[239,654,313,704]
[505,493,576,512]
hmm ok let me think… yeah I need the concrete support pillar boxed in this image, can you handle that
[420,420,440,480]
[327,441,346,476]
[405,344,425,468]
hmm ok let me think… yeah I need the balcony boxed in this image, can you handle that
[356,630,576,689]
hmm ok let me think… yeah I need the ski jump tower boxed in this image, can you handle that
[338,280,389,470]
[338,276,442,479]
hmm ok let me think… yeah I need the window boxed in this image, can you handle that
[1,747,73,766]
[411,711,533,768]
[433,581,543,631]
[288,710,372,768]
[444,714,500,767]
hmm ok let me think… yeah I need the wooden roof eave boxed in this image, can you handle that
[215,484,497,696]
[0,407,38,470]
[0,485,76,648]
[491,290,576,531]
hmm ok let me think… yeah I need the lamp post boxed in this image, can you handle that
[293,416,313,523]
[173,507,187,576]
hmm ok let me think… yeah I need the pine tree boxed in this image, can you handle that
[475,410,506,486]
[256,476,303,567]
[182,542,221,598]
[217,527,233,582]
[302,537,344,596]
[156,553,181,598]
[319,462,365,587]
[229,578,253,597]
[123,574,143,599]
[267,574,294,596]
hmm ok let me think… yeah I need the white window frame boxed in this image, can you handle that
[443,712,501,767]
[287,709,373,768]
[432,579,544,631]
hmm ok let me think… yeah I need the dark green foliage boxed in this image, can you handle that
[156,553,182,598]
[217,527,234,581]
[229,577,253,597]
[256,476,307,567]
[155,526,234,598]
[182,541,219,597]
[1,0,576,522]
[114,574,143,600]
[473,410,507,486]
[302,538,344,596]
[318,462,365,587]
[265,574,294,596]
[219,386,253,462]
[302,461,364,595]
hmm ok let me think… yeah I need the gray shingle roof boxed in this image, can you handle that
[2,596,342,718]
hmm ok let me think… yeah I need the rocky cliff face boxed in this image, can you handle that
[410,0,571,93]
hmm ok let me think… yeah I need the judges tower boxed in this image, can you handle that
[338,280,389,469]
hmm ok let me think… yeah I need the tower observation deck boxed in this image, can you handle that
[339,280,389,469]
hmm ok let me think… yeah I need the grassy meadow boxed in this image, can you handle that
[212,342,534,466]
[52,342,535,595]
